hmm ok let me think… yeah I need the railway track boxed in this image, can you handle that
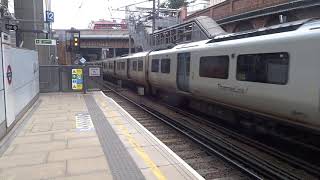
[103,90,250,179]
[101,82,319,179]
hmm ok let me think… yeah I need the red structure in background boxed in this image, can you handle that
[91,19,127,30]
[182,0,320,33]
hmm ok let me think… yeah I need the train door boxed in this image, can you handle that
[113,61,116,75]
[177,52,190,92]
[127,59,131,79]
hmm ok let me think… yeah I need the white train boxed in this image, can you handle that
[89,19,320,132]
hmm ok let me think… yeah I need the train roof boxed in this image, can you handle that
[172,40,211,50]
[123,51,149,58]
[101,51,149,61]
[149,18,320,56]
[106,19,320,59]
[208,18,318,43]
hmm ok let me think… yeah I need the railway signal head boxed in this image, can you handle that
[73,36,79,47]
[72,33,80,51]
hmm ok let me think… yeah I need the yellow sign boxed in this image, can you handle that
[72,69,83,90]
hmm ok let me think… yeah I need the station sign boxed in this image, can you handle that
[72,69,83,90]
[79,57,86,64]
[89,67,100,77]
[35,39,56,46]
[6,65,12,85]
[5,24,18,31]
[46,11,55,22]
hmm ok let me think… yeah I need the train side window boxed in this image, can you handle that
[132,61,137,71]
[138,60,143,71]
[161,59,170,73]
[199,56,229,79]
[236,52,289,85]
[151,59,159,72]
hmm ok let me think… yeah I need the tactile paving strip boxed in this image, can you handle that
[84,95,145,180]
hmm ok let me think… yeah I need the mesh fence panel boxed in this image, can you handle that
[39,65,103,93]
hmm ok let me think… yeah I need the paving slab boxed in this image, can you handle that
[0,92,204,180]
[67,156,110,175]
[0,162,66,180]
[0,93,109,180]
[53,171,112,180]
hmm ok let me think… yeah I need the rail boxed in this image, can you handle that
[99,82,319,179]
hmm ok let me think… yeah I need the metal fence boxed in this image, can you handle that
[39,65,103,93]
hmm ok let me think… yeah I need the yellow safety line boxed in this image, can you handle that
[97,95,166,180]
[116,120,167,180]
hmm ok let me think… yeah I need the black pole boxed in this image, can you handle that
[152,0,155,34]
[83,65,86,94]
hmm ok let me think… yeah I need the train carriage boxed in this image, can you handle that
[91,19,320,131]
[148,40,210,94]
[126,52,149,86]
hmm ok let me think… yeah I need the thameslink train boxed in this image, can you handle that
[88,19,320,131]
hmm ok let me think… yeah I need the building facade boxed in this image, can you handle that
[53,29,134,64]
[186,0,320,33]
[89,19,127,30]
[210,0,227,6]
[187,0,210,15]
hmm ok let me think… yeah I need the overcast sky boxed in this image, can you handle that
[50,0,158,29]
[6,0,166,29]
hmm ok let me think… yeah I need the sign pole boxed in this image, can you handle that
[48,22,51,64]
[83,65,86,94]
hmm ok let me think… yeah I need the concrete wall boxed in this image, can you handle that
[3,47,39,126]
[0,33,39,139]
[14,0,52,65]
[14,0,45,50]
[0,45,5,139]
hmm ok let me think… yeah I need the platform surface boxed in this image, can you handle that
[0,92,204,180]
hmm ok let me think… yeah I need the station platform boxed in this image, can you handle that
[0,92,204,180]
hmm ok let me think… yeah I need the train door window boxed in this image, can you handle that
[132,61,137,71]
[236,52,289,85]
[117,62,120,70]
[161,59,170,73]
[138,60,143,71]
[177,53,191,92]
[151,59,159,72]
[199,56,229,79]
[121,62,125,70]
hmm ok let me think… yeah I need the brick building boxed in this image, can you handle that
[185,0,320,33]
